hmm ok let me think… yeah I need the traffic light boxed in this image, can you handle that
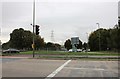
[36,25,40,35]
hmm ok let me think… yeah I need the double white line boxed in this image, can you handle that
[45,60,71,79]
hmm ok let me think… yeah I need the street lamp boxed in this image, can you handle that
[96,23,101,51]
[86,32,89,49]
[30,23,35,58]
[32,0,36,58]
[86,32,89,58]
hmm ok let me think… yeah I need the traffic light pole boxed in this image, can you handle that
[33,0,35,58]
[35,25,40,35]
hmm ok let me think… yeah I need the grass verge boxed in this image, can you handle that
[20,51,120,56]
[35,55,119,61]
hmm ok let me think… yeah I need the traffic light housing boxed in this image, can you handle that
[36,25,39,35]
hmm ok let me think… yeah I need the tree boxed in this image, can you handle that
[76,40,82,49]
[109,25,120,51]
[2,28,45,50]
[88,28,109,51]
[35,35,45,50]
[99,29,109,50]
[88,31,99,51]
[88,25,120,52]
[22,30,33,50]
[118,27,120,52]
[2,41,10,49]
[54,43,61,50]
[64,39,72,50]
[83,42,87,50]
[10,28,25,49]
[45,42,57,50]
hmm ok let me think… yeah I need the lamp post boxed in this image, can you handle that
[96,23,101,51]
[86,32,88,50]
[32,0,35,58]
[86,32,89,58]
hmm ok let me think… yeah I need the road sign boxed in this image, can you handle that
[71,37,79,44]
[32,44,34,49]
[71,37,79,52]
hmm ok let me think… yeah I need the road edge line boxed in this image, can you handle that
[45,60,71,79]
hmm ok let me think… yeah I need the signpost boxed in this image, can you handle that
[32,0,35,58]
[32,0,40,58]
[71,37,79,52]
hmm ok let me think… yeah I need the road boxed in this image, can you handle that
[1,57,119,79]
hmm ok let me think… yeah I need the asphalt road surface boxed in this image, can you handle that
[1,58,120,79]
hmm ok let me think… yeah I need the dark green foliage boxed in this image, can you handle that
[2,42,10,49]
[2,28,61,51]
[83,42,88,50]
[77,40,82,49]
[88,25,120,52]
[2,28,45,50]
[64,39,72,50]
[64,39,82,50]
[35,35,44,50]
[44,42,61,51]
[9,28,33,50]
[118,28,120,51]
[54,43,61,50]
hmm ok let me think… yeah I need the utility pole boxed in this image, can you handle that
[96,23,101,51]
[32,0,35,58]
[51,30,54,43]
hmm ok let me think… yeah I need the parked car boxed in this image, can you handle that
[77,49,82,52]
[2,48,20,53]
[68,49,73,52]
[68,49,82,52]
[82,49,90,52]
[87,49,90,52]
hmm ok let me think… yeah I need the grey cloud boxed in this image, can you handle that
[1,1,118,44]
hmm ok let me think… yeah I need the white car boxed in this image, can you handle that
[77,49,82,52]
[68,49,73,52]
[69,49,82,52]
[3,48,20,53]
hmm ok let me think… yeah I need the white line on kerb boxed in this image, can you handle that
[45,60,71,79]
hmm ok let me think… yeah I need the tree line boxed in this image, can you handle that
[64,24,120,52]
[88,24,120,52]
[2,24,120,52]
[2,28,61,51]
[64,39,87,51]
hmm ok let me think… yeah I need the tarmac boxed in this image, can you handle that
[1,57,119,79]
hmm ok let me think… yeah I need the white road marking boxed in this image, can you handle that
[45,60,71,79]
[64,67,105,71]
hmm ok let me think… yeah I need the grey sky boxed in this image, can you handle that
[119,1,120,16]
[1,0,119,45]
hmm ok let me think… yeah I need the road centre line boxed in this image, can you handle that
[45,60,71,79]
[64,67,105,71]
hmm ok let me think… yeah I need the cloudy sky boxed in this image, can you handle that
[0,0,119,45]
